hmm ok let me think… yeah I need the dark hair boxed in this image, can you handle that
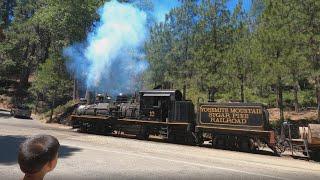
[18,134,60,174]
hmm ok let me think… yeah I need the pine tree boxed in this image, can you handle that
[222,1,253,102]
[295,0,320,120]
[254,0,295,120]
[165,0,198,99]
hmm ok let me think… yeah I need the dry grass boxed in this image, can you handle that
[268,108,318,121]
[0,95,12,110]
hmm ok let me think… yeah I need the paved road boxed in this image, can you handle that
[0,111,320,180]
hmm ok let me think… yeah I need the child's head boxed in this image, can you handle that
[18,134,60,175]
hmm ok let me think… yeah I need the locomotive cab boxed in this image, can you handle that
[139,90,194,124]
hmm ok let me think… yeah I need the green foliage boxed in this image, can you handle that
[31,0,104,52]
[52,100,76,115]
[42,100,76,122]
[0,0,104,115]
[30,58,71,106]
[0,0,320,121]
[0,0,16,28]
[0,0,43,83]
[145,0,232,99]
[144,0,319,113]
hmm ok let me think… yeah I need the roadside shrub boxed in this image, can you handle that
[44,100,78,123]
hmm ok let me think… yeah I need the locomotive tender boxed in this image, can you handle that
[196,103,276,152]
[71,89,277,153]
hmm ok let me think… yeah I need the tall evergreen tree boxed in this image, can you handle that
[254,0,295,120]
[222,1,253,102]
[145,22,173,87]
[296,0,320,120]
[165,0,198,99]
[193,0,231,95]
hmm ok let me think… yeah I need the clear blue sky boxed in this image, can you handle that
[227,0,252,12]
[152,0,252,23]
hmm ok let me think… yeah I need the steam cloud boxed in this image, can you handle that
[64,0,180,96]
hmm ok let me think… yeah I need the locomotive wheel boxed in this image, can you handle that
[184,133,197,145]
[86,122,95,133]
[80,122,91,133]
[211,135,218,148]
[226,136,238,151]
[248,138,258,153]
[104,125,114,135]
[194,132,204,146]
[214,135,226,149]
[137,126,149,140]
[240,138,257,152]
[240,138,250,152]
[167,133,175,143]
[79,122,87,133]
[94,122,106,135]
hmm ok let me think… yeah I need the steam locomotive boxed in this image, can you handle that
[71,89,278,154]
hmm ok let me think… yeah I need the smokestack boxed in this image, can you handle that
[85,90,94,104]
[73,77,79,100]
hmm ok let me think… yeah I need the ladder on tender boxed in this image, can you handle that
[282,122,310,159]
[290,138,310,158]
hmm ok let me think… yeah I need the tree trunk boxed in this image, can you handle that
[182,85,186,100]
[2,1,11,27]
[17,69,30,99]
[0,28,5,41]
[293,80,299,113]
[49,99,54,122]
[49,91,57,123]
[19,41,32,92]
[240,74,245,102]
[35,93,39,113]
[276,87,279,108]
[316,76,320,123]
[19,69,30,89]
[277,77,284,121]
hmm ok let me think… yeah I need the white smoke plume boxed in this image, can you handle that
[64,0,179,95]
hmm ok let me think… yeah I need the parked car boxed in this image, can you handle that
[10,105,32,119]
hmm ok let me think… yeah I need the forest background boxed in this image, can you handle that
[0,0,319,122]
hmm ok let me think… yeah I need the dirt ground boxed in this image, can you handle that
[0,95,12,110]
[268,108,318,121]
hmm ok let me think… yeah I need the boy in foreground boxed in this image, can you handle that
[18,134,60,180]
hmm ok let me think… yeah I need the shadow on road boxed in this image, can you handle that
[0,135,82,165]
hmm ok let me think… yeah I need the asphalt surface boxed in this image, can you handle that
[0,110,320,180]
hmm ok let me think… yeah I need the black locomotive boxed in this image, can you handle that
[71,89,277,153]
